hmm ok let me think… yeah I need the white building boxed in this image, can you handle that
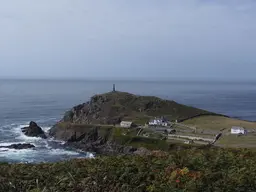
[148,117,169,127]
[120,121,133,128]
[231,126,247,135]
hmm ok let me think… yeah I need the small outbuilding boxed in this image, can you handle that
[184,140,194,144]
[120,121,134,128]
[231,126,247,135]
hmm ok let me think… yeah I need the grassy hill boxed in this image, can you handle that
[63,91,218,125]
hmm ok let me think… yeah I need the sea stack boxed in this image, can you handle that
[21,121,47,139]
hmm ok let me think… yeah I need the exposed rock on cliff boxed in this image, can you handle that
[49,123,136,155]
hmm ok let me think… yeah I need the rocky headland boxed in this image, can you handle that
[48,91,216,155]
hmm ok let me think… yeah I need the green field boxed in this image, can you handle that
[178,115,256,147]
[183,115,256,131]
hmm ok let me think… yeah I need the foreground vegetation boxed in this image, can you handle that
[1,147,256,192]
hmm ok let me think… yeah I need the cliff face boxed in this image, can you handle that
[61,91,214,125]
[49,123,150,155]
[49,123,193,155]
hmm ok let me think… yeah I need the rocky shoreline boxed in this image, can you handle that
[0,143,35,150]
[50,123,153,156]
[61,129,152,156]
[15,121,152,156]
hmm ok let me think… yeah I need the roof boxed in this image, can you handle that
[231,126,244,130]
[149,117,168,122]
[120,121,133,125]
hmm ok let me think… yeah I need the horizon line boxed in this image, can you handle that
[1,77,256,83]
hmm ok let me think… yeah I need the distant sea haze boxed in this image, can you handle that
[0,79,256,163]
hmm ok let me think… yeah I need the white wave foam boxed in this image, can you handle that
[0,122,94,162]
[88,153,95,158]
[15,134,42,141]
[48,149,80,156]
[0,148,36,163]
[1,122,51,137]
[0,147,87,163]
[48,137,66,145]
[0,123,27,134]
[42,126,51,132]
[75,153,95,159]
[13,124,46,141]
[0,148,9,152]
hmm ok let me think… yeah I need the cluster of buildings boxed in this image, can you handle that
[119,117,248,136]
[119,117,171,128]
[148,117,170,127]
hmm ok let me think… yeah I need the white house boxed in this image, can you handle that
[231,126,247,135]
[148,117,169,127]
[120,121,133,128]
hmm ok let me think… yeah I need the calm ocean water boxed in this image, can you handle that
[0,79,256,163]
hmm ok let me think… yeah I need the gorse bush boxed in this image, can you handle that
[0,147,256,192]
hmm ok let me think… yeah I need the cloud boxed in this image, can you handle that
[0,0,256,80]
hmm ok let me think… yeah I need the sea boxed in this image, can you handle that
[1,79,256,163]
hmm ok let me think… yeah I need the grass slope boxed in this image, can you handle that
[183,115,256,131]
[183,115,256,148]
[1,148,256,192]
[69,91,218,125]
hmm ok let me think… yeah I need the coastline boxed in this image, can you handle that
[1,91,256,191]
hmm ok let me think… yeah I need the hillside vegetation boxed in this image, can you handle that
[62,91,217,125]
[1,148,256,192]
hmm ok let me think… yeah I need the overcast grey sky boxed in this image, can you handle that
[0,0,256,80]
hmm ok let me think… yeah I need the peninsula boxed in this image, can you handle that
[48,91,256,154]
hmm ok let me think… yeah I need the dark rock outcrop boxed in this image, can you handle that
[50,123,138,155]
[21,121,47,139]
[0,143,35,150]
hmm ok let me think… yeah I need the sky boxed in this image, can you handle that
[0,0,256,81]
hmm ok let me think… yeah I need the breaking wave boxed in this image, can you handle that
[0,121,94,163]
